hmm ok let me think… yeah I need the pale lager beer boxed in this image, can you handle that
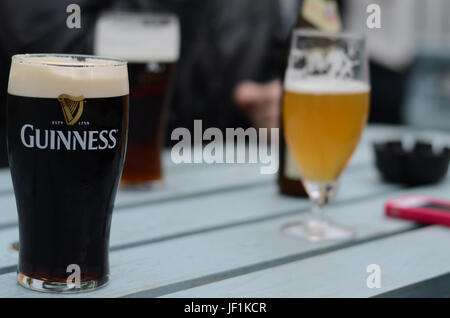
[283,79,370,182]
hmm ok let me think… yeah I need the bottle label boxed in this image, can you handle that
[302,0,342,32]
[284,147,302,180]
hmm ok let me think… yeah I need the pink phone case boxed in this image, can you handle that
[385,194,450,226]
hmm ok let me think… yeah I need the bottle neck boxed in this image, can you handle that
[297,0,341,32]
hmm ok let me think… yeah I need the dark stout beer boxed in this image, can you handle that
[123,62,175,184]
[94,13,179,186]
[7,54,129,292]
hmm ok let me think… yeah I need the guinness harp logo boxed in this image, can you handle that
[58,94,86,126]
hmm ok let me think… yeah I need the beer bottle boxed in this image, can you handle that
[278,0,342,196]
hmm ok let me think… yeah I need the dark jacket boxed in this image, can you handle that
[0,0,287,164]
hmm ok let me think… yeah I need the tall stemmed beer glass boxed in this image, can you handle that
[282,30,370,242]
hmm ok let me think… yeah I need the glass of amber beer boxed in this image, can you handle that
[7,54,129,292]
[95,13,180,187]
[282,30,370,242]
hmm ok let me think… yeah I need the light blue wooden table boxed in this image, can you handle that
[0,125,449,298]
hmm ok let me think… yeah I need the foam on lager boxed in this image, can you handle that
[283,78,370,182]
[7,54,129,292]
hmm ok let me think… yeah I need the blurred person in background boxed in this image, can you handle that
[0,0,427,169]
[344,0,416,124]
[258,0,416,125]
[0,0,288,169]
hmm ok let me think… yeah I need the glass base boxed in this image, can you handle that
[282,220,355,243]
[17,272,109,293]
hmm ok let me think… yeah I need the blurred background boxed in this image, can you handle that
[0,0,449,168]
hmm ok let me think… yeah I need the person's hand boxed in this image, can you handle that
[233,79,282,132]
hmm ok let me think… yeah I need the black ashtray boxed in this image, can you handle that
[374,140,450,186]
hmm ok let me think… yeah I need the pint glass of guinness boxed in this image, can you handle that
[95,13,180,186]
[7,54,129,292]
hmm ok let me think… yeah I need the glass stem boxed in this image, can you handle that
[282,180,354,242]
[310,198,323,221]
[303,180,338,223]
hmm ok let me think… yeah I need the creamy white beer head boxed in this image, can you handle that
[8,54,129,98]
[94,13,180,63]
[284,77,370,95]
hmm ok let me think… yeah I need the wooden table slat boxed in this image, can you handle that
[162,226,450,298]
[1,177,449,297]
[0,164,399,271]
[0,125,449,298]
